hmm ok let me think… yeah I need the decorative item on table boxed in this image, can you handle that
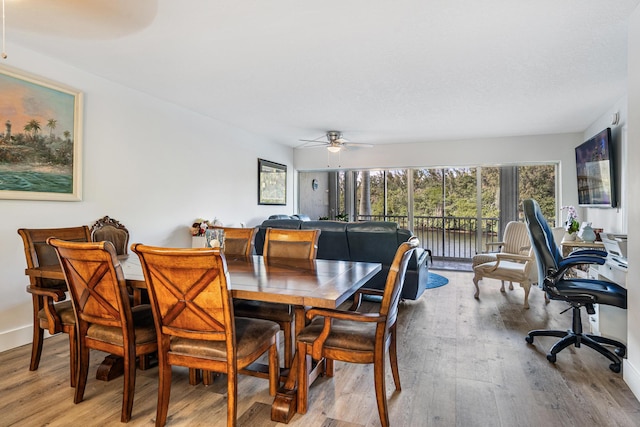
[191,218,212,248]
[578,222,597,243]
[561,205,580,241]
[205,228,225,250]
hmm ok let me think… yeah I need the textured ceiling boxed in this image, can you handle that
[4,0,639,147]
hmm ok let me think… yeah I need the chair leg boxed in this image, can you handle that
[188,368,201,385]
[473,275,481,299]
[522,283,530,309]
[389,325,401,391]
[296,342,310,414]
[227,368,237,427]
[74,341,90,404]
[68,328,77,387]
[156,358,172,427]
[373,353,390,427]
[500,280,506,292]
[121,348,136,423]
[30,317,44,372]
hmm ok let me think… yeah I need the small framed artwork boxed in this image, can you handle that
[258,158,287,205]
[0,66,83,201]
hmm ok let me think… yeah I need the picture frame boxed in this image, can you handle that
[258,158,287,205]
[0,66,83,201]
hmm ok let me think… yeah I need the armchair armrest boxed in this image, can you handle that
[484,241,504,252]
[348,288,384,311]
[305,307,385,359]
[26,285,66,301]
[495,253,533,263]
[26,285,67,334]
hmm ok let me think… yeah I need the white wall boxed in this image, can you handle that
[623,2,640,401]
[0,46,294,351]
[295,132,583,223]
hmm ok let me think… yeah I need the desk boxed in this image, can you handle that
[560,240,605,277]
[26,253,381,423]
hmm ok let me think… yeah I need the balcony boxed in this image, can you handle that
[356,214,503,271]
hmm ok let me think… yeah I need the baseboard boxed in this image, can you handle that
[0,325,34,353]
[624,359,640,401]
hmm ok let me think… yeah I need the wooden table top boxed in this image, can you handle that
[26,254,382,310]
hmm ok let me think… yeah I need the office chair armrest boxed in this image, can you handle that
[559,254,606,270]
[567,248,608,258]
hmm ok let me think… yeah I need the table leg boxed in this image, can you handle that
[271,305,307,422]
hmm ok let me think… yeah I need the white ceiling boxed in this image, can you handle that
[4,0,639,147]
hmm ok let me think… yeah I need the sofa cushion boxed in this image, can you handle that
[346,222,399,265]
[302,221,350,260]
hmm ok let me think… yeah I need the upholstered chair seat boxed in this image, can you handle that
[171,318,279,359]
[297,318,377,352]
[37,300,76,328]
[86,305,156,346]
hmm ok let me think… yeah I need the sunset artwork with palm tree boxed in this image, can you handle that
[0,67,82,200]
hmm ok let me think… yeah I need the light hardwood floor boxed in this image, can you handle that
[2,270,639,426]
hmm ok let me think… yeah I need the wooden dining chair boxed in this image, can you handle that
[48,238,157,423]
[131,244,280,427]
[18,226,91,387]
[233,227,320,368]
[214,226,257,257]
[90,215,130,256]
[296,237,418,427]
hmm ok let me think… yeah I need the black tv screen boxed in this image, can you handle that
[575,128,616,207]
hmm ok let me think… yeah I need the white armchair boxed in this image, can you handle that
[472,221,537,308]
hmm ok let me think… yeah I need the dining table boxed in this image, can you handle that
[25,251,381,423]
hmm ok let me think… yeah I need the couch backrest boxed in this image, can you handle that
[302,220,350,260]
[345,222,400,265]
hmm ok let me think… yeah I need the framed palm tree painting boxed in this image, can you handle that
[0,66,83,201]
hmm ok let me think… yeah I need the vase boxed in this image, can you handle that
[191,236,207,248]
[579,224,597,243]
[563,232,576,242]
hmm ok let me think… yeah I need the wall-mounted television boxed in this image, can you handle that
[575,127,616,207]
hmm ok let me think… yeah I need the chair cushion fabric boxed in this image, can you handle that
[555,278,627,309]
[233,300,293,323]
[37,300,76,326]
[297,317,377,352]
[86,305,156,346]
[170,318,280,360]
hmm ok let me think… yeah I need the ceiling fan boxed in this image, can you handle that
[298,131,373,152]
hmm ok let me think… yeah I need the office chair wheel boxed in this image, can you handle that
[610,363,621,373]
[525,335,534,344]
[615,347,626,358]
[546,353,556,363]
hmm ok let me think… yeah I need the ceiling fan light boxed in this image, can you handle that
[327,145,341,153]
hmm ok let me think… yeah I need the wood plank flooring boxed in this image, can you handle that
[1,270,639,426]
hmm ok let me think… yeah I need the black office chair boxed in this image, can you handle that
[522,199,627,373]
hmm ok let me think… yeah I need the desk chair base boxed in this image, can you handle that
[525,305,626,373]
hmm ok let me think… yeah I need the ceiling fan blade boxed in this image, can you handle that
[296,141,329,149]
[344,142,374,148]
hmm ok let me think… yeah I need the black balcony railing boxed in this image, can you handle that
[356,214,501,261]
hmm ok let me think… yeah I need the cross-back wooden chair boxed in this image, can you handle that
[18,226,91,387]
[233,227,320,368]
[90,215,130,256]
[48,238,157,423]
[296,237,418,427]
[214,226,257,257]
[131,244,280,427]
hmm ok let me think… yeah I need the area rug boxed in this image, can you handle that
[362,272,449,302]
[425,272,449,289]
